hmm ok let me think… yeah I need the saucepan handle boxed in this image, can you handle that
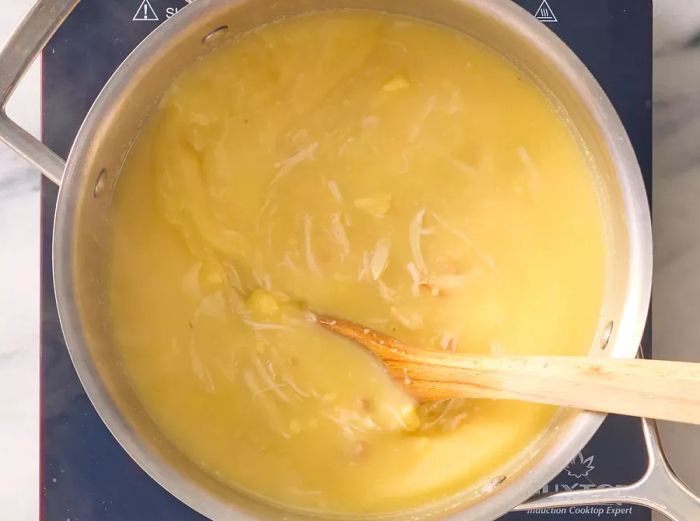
[0,0,81,186]
[514,419,700,521]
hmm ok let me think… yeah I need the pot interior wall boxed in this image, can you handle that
[53,0,647,520]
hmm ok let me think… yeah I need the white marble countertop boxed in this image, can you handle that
[1,1,699,520]
[0,1,41,520]
[650,0,700,515]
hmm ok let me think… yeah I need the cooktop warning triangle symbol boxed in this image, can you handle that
[535,0,558,23]
[133,0,159,21]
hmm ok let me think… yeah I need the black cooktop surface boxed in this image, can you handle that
[40,1,652,519]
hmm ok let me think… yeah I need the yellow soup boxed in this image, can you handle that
[109,11,606,516]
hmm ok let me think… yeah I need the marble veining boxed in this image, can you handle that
[652,1,700,509]
[0,151,40,198]
[0,149,40,521]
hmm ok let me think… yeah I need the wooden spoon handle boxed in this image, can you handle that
[385,355,700,425]
[315,315,700,425]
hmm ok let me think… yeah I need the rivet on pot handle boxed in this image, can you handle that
[514,418,700,521]
[0,0,81,186]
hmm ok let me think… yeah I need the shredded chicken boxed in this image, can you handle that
[439,332,460,352]
[269,142,319,186]
[447,411,469,431]
[407,250,472,296]
[369,238,391,280]
[407,209,471,295]
[282,375,311,399]
[254,357,290,403]
[242,319,292,331]
[327,180,344,203]
[222,261,242,292]
[408,209,428,274]
[381,403,417,432]
[406,262,422,297]
[330,212,351,261]
[338,137,356,155]
[354,194,392,218]
[418,399,461,432]
[244,370,289,410]
[409,96,437,143]
[280,252,299,271]
[303,214,321,274]
[376,279,397,303]
[357,251,371,281]
[431,212,495,269]
[517,145,541,194]
[322,408,380,438]
[390,306,424,330]
[427,274,468,291]
[252,271,273,291]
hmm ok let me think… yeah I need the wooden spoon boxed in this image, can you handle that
[316,314,700,425]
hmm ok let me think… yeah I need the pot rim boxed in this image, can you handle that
[52,0,653,520]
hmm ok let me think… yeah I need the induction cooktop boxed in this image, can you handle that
[40,1,652,519]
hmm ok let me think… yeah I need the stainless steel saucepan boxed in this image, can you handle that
[1,0,698,519]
